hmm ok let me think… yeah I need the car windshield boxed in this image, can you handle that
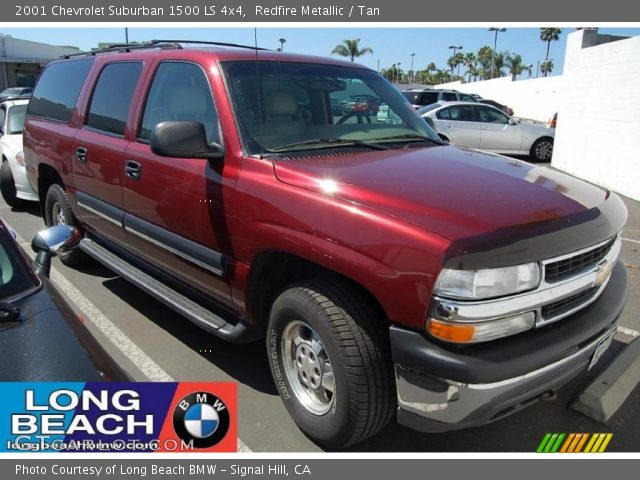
[1,88,23,95]
[222,61,440,154]
[7,104,27,134]
[417,103,442,115]
[0,228,37,300]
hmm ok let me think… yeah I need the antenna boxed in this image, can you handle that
[254,28,265,159]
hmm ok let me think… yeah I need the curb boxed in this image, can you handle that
[571,336,640,423]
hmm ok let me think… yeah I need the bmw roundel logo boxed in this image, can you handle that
[173,392,230,448]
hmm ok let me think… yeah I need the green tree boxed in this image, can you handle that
[540,59,555,77]
[464,52,477,82]
[506,53,526,81]
[539,28,562,65]
[330,38,373,62]
[492,52,506,78]
[476,46,494,79]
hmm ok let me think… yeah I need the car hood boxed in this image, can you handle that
[519,122,555,138]
[1,133,23,154]
[273,145,625,265]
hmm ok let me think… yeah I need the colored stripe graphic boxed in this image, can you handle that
[537,433,613,453]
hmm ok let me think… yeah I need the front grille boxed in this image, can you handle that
[545,237,616,283]
[541,287,598,319]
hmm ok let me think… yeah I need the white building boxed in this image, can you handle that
[434,28,640,201]
[0,34,80,90]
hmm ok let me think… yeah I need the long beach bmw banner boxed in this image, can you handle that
[0,383,237,452]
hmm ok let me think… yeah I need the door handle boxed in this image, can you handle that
[124,160,142,180]
[75,147,88,164]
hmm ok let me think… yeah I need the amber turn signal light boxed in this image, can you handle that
[426,318,475,343]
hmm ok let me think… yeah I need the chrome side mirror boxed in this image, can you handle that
[31,225,81,277]
[508,118,518,125]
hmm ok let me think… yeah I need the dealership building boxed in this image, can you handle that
[0,34,79,90]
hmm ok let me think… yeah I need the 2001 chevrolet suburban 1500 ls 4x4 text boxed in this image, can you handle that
[24,40,628,448]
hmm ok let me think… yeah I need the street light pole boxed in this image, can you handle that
[125,28,129,44]
[488,28,506,79]
[410,52,415,83]
[278,38,286,52]
[448,45,463,77]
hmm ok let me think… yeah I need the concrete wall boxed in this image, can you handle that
[434,29,640,201]
[434,75,562,123]
[552,29,640,201]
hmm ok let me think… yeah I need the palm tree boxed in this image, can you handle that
[331,39,373,62]
[476,46,494,79]
[464,52,477,82]
[465,64,481,83]
[505,53,526,81]
[539,28,562,65]
[540,59,555,77]
[492,52,506,78]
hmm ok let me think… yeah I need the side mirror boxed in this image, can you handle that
[0,302,20,323]
[508,118,518,125]
[150,121,224,160]
[31,225,81,277]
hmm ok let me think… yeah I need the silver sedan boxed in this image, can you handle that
[419,101,555,161]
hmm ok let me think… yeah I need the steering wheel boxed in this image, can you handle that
[337,112,372,124]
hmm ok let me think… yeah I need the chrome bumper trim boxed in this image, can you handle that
[395,325,616,427]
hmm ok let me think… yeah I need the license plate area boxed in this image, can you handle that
[588,330,615,371]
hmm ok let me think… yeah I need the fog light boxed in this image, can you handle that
[427,311,535,344]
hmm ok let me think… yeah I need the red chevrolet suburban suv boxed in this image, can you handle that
[24,41,628,448]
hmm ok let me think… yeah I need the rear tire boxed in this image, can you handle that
[531,137,554,162]
[267,278,395,449]
[44,184,88,266]
[0,160,26,208]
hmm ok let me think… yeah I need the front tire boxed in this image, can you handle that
[44,184,87,266]
[267,278,395,449]
[531,137,554,162]
[0,160,26,208]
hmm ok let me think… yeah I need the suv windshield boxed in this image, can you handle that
[222,61,440,154]
[7,104,27,134]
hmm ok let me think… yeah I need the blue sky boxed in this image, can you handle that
[2,27,639,77]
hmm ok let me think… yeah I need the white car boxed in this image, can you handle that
[419,101,555,162]
[0,98,37,207]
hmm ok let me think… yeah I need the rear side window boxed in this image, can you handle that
[419,92,439,105]
[86,62,143,136]
[460,94,476,102]
[139,62,219,143]
[28,58,94,122]
[442,92,457,102]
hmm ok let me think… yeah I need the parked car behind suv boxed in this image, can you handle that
[24,41,628,449]
[402,88,477,109]
[419,101,555,161]
[1,98,38,207]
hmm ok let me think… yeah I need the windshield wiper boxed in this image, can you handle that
[371,133,445,145]
[269,138,389,152]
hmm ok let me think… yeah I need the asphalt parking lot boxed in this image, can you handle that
[1,165,639,452]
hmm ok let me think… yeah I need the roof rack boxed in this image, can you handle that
[60,39,268,59]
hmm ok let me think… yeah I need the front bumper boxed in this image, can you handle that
[8,158,38,201]
[391,261,628,433]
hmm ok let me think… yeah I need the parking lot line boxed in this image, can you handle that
[622,237,640,245]
[14,234,253,452]
[617,326,640,338]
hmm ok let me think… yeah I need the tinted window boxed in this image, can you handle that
[460,94,476,102]
[139,62,219,143]
[86,62,143,136]
[442,92,457,101]
[28,58,94,122]
[419,92,439,106]
[0,230,37,300]
[402,91,421,103]
[438,105,475,121]
[476,106,509,124]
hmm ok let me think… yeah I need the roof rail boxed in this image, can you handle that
[60,39,269,59]
[60,41,182,59]
[149,39,270,51]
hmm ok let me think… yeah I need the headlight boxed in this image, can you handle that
[15,151,26,167]
[434,263,540,300]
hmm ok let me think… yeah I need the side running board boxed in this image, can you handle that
[78,238,260,343]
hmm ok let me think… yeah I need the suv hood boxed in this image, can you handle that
[273,146,625,265]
